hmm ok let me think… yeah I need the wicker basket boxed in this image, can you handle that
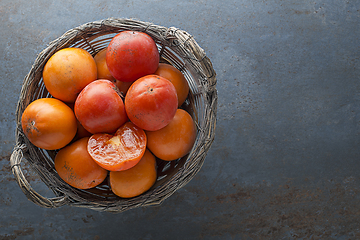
[9,18,217,213]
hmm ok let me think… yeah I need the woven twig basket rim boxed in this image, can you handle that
[10,18,217,213]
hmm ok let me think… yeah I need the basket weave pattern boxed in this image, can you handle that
[10,18,217,212]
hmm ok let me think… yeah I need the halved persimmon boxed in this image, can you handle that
[87,122,146,171]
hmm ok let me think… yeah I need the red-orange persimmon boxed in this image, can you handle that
[106,31,160,82]
[93,47,133,96]
[74,79,128,134]
[125,75,178,131]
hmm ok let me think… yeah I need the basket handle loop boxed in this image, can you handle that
[10,144,70,208]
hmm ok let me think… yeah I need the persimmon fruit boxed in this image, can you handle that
[54,137,108,189]
[87,122,147,171]
[109,149,157,198]
[94,48,116,81]
[106,31,160,82]
[94,47,133,95]
[154,63,190,107]
[74,79,128,134]
[21,98,77,150]
[125,75,178,131]
[42,48,97,103]
[146,109,196,161]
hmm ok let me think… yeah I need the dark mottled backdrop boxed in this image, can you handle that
[1,0,359,239]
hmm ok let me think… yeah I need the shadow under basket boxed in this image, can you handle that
[10,18,217,213]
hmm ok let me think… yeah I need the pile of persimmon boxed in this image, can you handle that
[21,31,197,198]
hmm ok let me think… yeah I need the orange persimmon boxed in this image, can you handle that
[21,98,77,150]
[54,137,108,189]
[146,109,196,161]
[94,48,116,81]
[43,48,97,103]
[154,63,190,107]
[109,149,157,198]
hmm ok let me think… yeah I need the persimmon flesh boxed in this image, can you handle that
[87,122,147,171]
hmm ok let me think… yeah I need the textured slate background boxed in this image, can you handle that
[1,0,360,239]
